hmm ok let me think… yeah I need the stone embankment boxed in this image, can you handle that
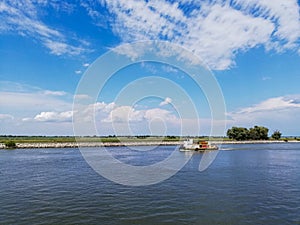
[1,140,299,149]
[0,141,181,149]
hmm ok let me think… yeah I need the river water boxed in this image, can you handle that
[0,143,299,224]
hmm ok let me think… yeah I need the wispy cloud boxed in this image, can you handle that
[99,0,300,70]
[80,0,111,28]
[162,65,179,74]
[0,113,14,121]
[159,97,172,106]
[0,82,72,115]
[43,90,67,96]
[227,95,300,133]
[231,96,300,115]
[44,40,86,56]
[262,76,271,81]
[0,82,75,135]
[0,0,89,56]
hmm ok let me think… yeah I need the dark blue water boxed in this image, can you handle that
[0,144,299,225]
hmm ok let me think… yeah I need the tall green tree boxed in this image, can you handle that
[227,127,249,141]
[227,125,270,140]
[249,126,269,140]
[271,130,282,140]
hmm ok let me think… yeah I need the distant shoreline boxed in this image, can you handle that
[1,140,299,149]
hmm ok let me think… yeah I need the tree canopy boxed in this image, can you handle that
[227,126,270,141]
[271,130,282,140]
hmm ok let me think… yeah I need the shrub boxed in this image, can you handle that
[5,140,17,149]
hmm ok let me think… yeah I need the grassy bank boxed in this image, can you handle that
[0,135,180,143]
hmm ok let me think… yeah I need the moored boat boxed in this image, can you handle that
[180,139,218,151]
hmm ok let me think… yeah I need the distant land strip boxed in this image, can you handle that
[1,140,300,149]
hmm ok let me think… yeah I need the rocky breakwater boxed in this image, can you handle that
[0,141,182,149]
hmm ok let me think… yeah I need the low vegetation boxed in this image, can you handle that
[4,140,16,149]
[0,132,298,146]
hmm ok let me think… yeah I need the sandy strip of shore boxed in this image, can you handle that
[1,140,299,149]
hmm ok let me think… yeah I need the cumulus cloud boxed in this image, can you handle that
[73,101,178,125]
[159,97,172,106]
[30,111,73,122]
[144,108,178,122]
[73,101,183,135]
[75,70,82,74]
[100,0,300,70]
[103,106,144,123]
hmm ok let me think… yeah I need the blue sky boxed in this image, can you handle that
[0,0,300,136]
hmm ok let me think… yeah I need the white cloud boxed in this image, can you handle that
[80,1,110,28]
[83,63,90,67]
[227,95,300,134]
[144,108,178,122]
[103,105,144,123]
[0,91,71,112]
[73,101,117,123]
[102,104,178,123]
[0,0,89,56]
[0,114,14,121]
[44,40,86,56]
[162,65,179,73]
[0,83,72,120]
[43,90,67,96]
[75,70,82,74]
[262,76,271,81]
[100,0,300,70]
[159,97,172,106]
[74,94,91,100]
[232,0,300,49]
[30,111,73,122]
[0,83,76,135]
[232,96,300,115]
[94,102,116,113]
[98,104,181,136]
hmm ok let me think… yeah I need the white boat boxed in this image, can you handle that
[180,139,218,151]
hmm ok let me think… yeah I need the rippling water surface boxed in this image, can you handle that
[0,143,299,225]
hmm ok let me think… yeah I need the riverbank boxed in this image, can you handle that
[0,141,180,149]
[1,140,299,149]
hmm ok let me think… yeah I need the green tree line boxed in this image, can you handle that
[227,126,282,141]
